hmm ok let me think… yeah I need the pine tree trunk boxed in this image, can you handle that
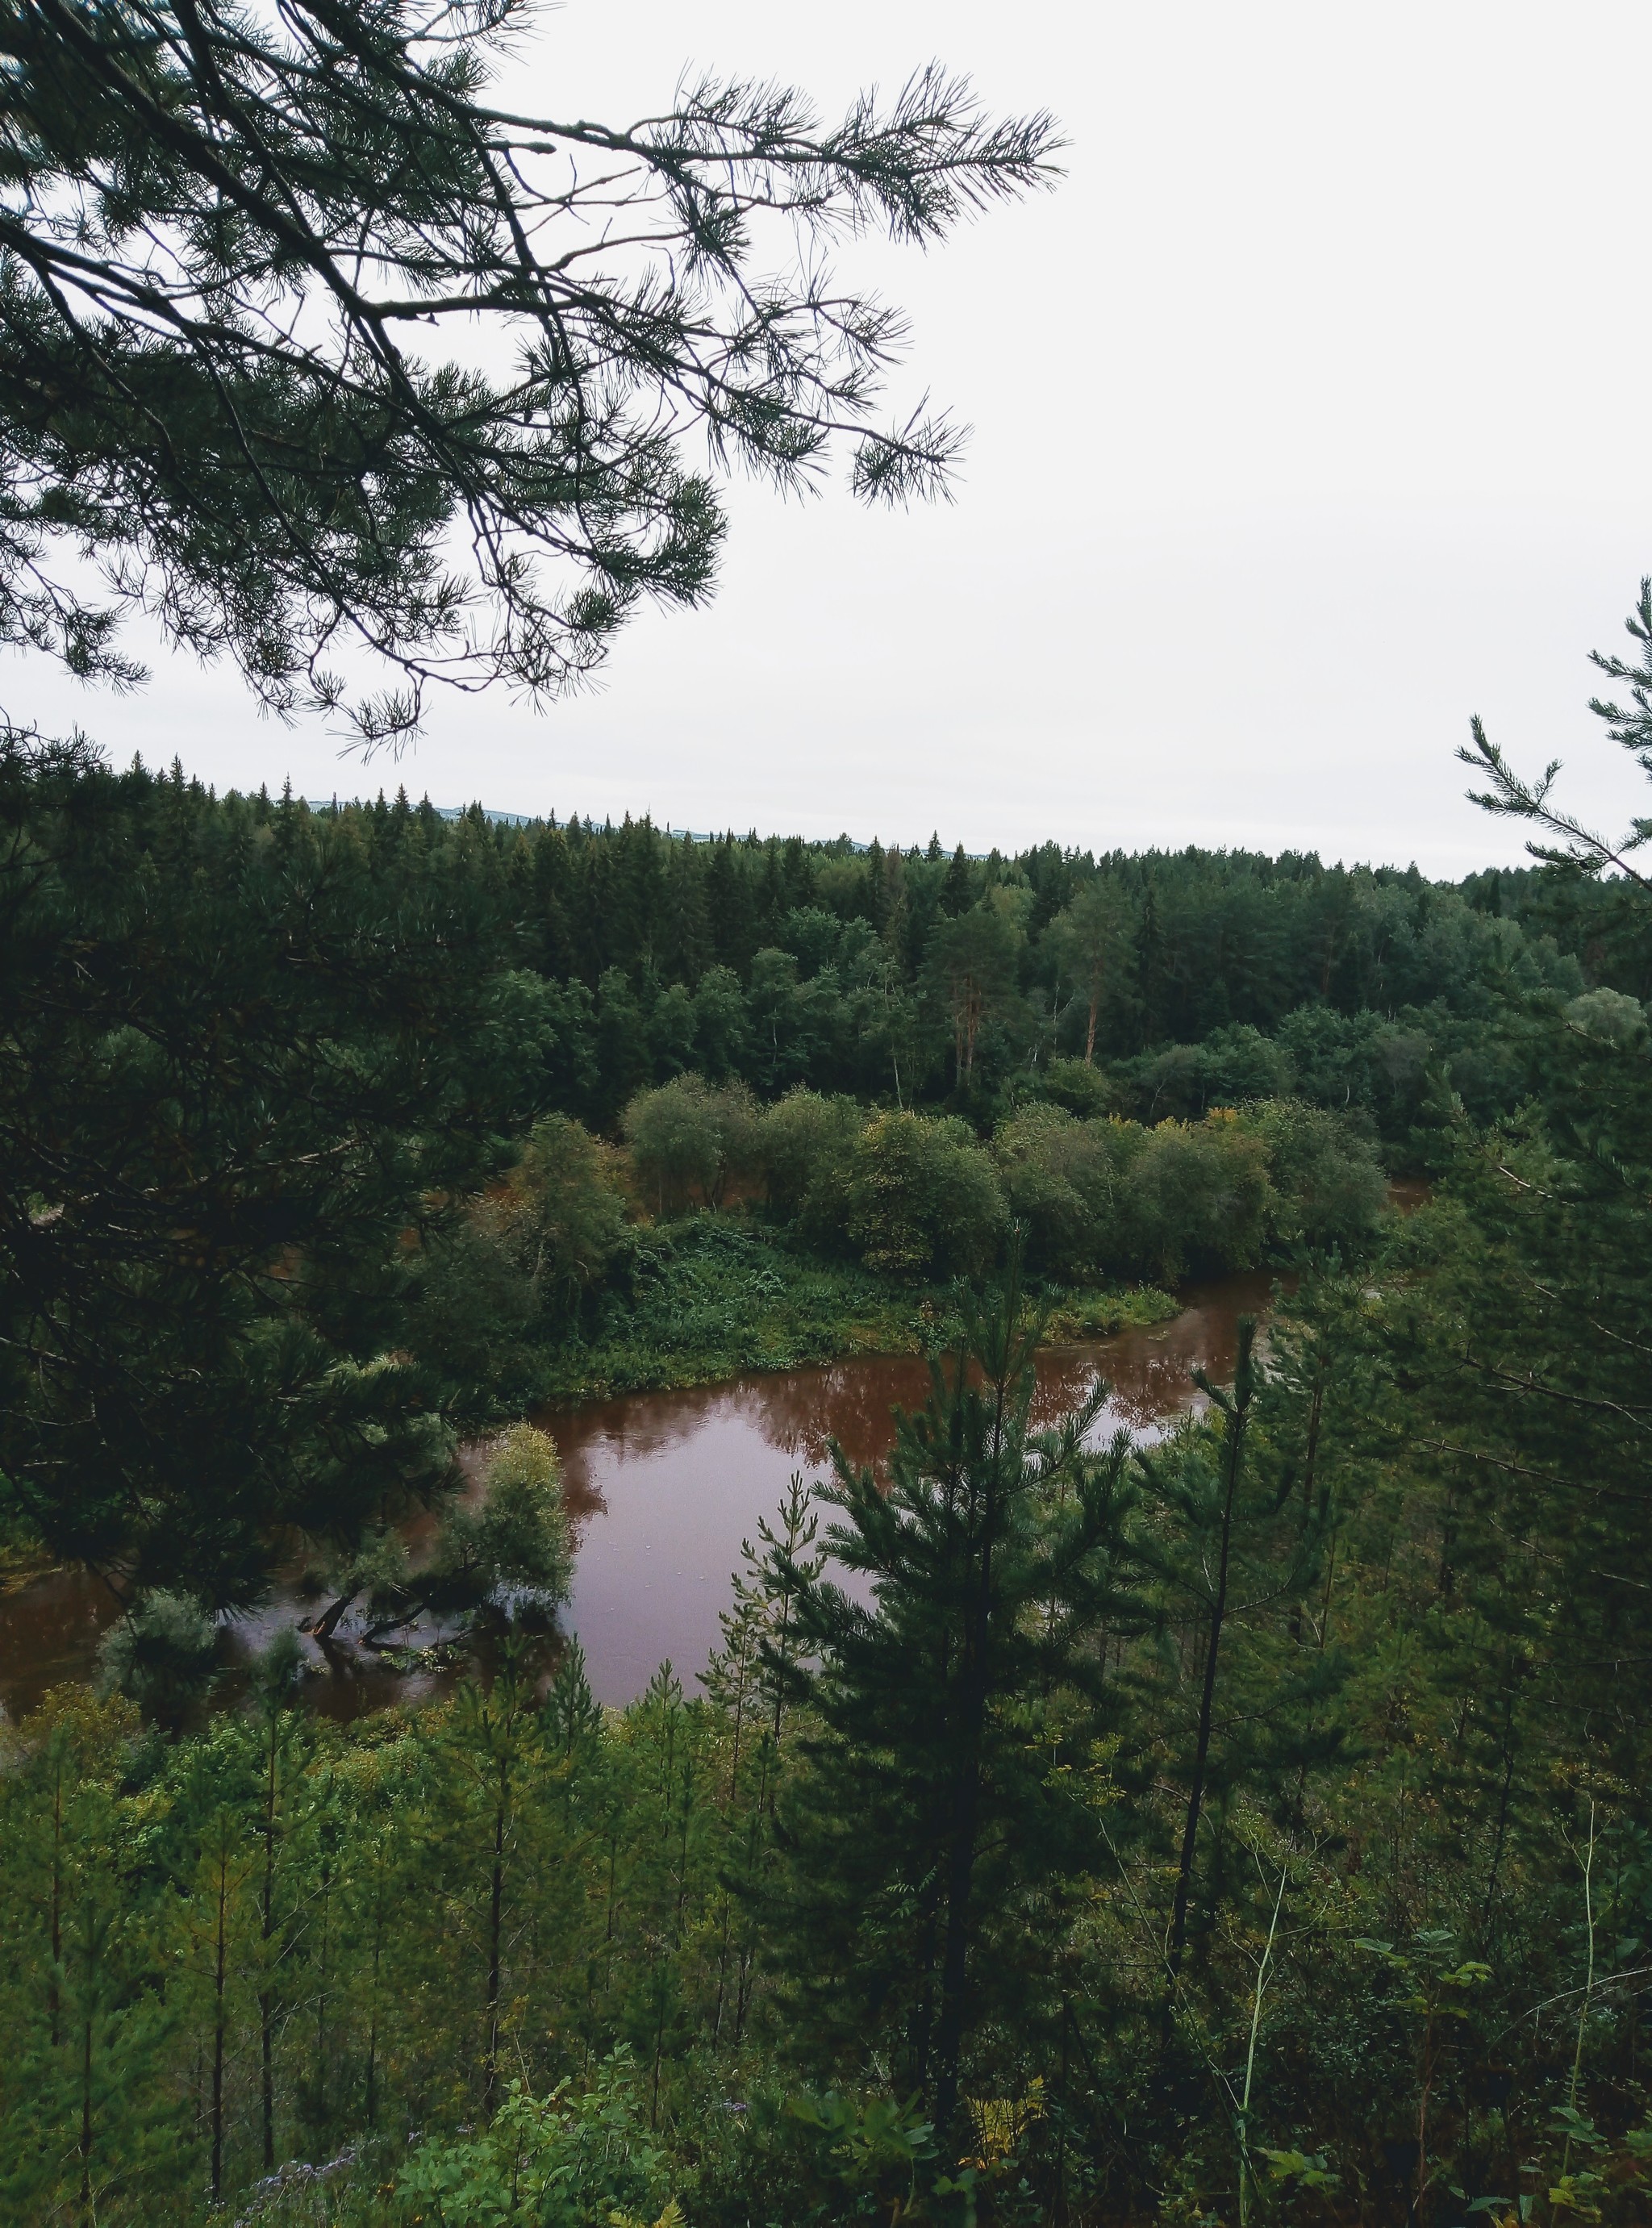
[934,1393,1007,2129]
[49,1757,64,2051]
[260,1719,278,2172]
[211,1844,228,2205]
[483,1787,505,2120]
[77,1917,101,2228]
[1168,1388,1249,1979]
[79,2002,94,2224]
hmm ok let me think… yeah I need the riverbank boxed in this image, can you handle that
[0,1265,1264,1723]
[531,1214,1179,1403]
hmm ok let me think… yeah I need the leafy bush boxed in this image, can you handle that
[1037,1055,1118,1118]
[993,1104,1127,1279]
[1120,1113,1271,1279]
[845,1110,1008,1280]
[488,1114,631,1311]
[997,1105,1287,1281]
[427,1423,571,1626]
[1241,1098,1387,1252]
[623,1074,757,1215]
[1566,985,1647,1047]
[754,1089,864,1244]
[394,2053,674,2227]
[1128,1022,1295,1120]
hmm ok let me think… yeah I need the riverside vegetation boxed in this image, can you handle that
[6,609,1652,2222]
[12,2,1652,2218]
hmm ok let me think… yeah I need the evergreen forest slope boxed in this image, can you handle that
[4,735,1652,2225]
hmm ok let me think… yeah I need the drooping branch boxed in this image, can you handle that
[1460,577,1652,887]
[0,0,1062,745]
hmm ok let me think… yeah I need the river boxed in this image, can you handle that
[0,1267,1275,1722]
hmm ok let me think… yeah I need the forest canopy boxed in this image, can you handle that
[6,590,1652,2222]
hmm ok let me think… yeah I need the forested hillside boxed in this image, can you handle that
[13,0,1650,2217]
[5,731,1652,2226]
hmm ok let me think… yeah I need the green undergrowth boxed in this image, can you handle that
[533,1215,1178,1401]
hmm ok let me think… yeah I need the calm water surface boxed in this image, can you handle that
[0,1270,1275,1720]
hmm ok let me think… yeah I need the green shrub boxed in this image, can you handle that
[1130,1022,1295,1120]
[489,1113,630,1308]
[846,1109,1007,1280]
[394,2052,674,2226]
[754,1088,864,1245]
[1037,1055,1118,1118]
[426,1422,571,1626]
[96,1590,218,1721]
[1120,1113,1271,1279]
[622,1074,757,1215]
[1566,985,1647,1047]
[993,1103,1126,1279]
[1241,1097,1387,1252]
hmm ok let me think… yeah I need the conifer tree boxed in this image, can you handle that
[1134,1321,1341,1988]
[0,736,555,1608]
[763,1257,1144,2134]
[2,0,1056,745]
[940,842,975,916]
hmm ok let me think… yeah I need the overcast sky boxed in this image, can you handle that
[11,0,1652,875]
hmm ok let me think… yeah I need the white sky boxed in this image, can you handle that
[10,0,1652,875]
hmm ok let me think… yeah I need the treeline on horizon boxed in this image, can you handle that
[119,765,1628,1137]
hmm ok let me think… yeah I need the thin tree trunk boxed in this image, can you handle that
[211,1841,228,2205]
[483,1782,506,2120]
[365,1895,382,2130]
[260,1717,279,2172]
[933,1737,983,2129]
[77,1920,99,2226]
[933,1371,1007,2128]
[313,1841,332,2135]
[79,2009,94,2222]
[49,1756,63,2051]
[1168,1367,1251,1979]
[1483,1713,1519,1926]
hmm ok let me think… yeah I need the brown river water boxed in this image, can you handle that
[0,1270,1276,1722]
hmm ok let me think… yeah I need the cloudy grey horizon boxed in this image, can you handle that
[8,0,1652,880]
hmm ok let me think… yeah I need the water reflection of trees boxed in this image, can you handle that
[2,1277,1274,1717]
[540,1281,1270,1504]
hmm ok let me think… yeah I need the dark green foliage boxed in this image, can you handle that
[845,1109,1008,1281]
[0,0,1054,745]
[622,1074,757,1215]
[539,1218,938,1398]
[95,1591,218,1724]
[1241,1099,1388,1253]
[486,1116,631,1330]
[0,736,559,1608]
[19,582,1652,2222]
[761,1263,1142,2131]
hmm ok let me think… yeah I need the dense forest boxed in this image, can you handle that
[5,716,1652,2227]
[13,0,1651,2221]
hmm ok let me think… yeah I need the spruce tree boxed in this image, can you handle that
[762,1258,1145,2135]
[0,736,556,1606]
